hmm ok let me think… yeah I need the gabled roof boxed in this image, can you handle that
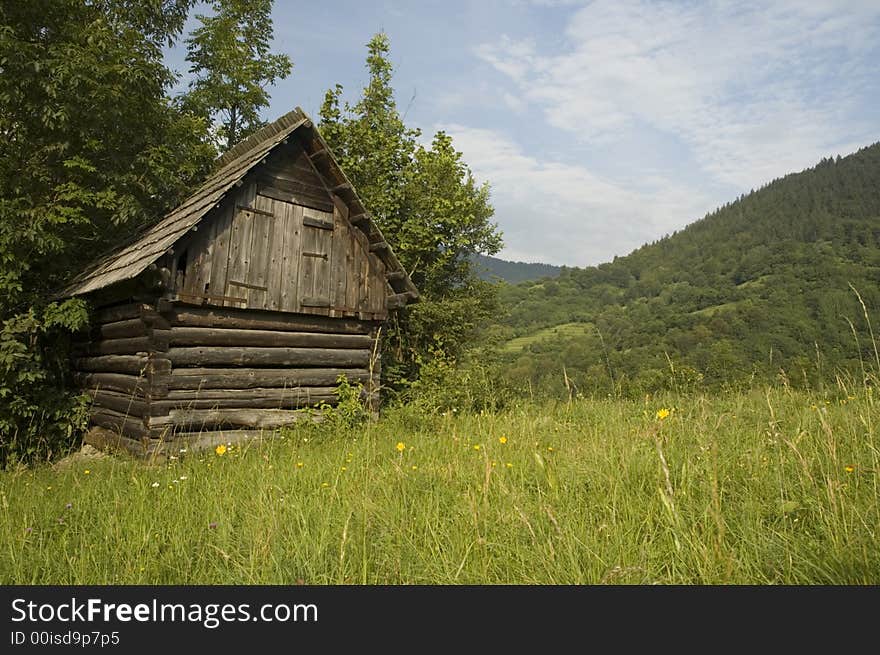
[61,108,419,305]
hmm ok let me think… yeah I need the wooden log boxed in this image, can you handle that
[152,392,337,412]
[156,430,271,454]
[146,356,171,400]
[73,336,153,356]
[170,305,375,335]
[141,307,172,330]
[147,408,322,430]
[94,303,149,324]
[164,386,338,401]
[153,397,336,412]
[90,407,150,439]
[176,290,247,305]
[167,327,373,349]
[95,318,148,340]
[86,389,148,417]
[369,241,389,253]
[168,367,369,390]
[152,427,345,456]
[84,426,149,459]
[151,329,170,353]
[386,270,406,283]
[73,355,150,375]
[387,291,419,309]
[147,357,171,376]
[349,213,369,227]
[74,372,148,396]
[167,346,370,368]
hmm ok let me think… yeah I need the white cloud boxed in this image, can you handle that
[501,91,526,113]
[477,0,880,191]
[443,124,714,266]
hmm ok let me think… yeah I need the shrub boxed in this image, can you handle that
[0,300,91,467]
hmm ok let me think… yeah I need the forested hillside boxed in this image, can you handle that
[493,143,880,396]
[471,253,562,283]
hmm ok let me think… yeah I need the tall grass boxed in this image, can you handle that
[1,385,877,584]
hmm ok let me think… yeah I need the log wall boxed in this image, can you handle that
[73,301,382,453]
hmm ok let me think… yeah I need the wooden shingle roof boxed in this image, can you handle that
[61,108,419,304]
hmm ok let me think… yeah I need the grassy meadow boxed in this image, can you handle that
[1,386,877,584]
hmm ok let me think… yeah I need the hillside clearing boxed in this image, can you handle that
[504,322,595,352]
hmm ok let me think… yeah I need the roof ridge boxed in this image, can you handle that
[214,107,307,169]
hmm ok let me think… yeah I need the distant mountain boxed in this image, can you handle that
[472,253,563,284]
[494,143,880,395]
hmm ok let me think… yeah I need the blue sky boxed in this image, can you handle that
[164,1,880,267]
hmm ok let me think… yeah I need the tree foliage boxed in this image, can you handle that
[183,0,292,151]
[318,33,502,387]
[0,0,215,464]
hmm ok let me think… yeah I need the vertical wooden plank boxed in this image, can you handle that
[298,218,317,310]
[265,197,285,311]
[280,203,303,312]
[247,194,274,309]
[330,205,348,317]
[168,249,180,294]
[225,184,256,308]
[367,254,385,314]
[335,200,357,316]
[355,230,371,315]
[207,203,234,305]
[194,211,220,298]
[344,223,359,316]
[181,232,201,297]
[316,212,333,305]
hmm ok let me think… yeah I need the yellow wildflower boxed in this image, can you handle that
[215,444,227,456]
[396,442,406,452]
[656,408,670,420]
[499,436,508,444]
[296,462,303,468]
[83,470,90,475]
[505,463,513,468]
[844,465,855,473]
[473,444,481,451]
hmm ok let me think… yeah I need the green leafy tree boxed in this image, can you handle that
[183,0,292,151]
[319,33,503,386]
[0,0,215,464]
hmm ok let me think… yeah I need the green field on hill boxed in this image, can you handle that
[503,322,595,352]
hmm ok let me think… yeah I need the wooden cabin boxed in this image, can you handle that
[61,108,419,458]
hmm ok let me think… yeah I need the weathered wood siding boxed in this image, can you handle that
[73,302,381,445]
[172,140,389,320]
